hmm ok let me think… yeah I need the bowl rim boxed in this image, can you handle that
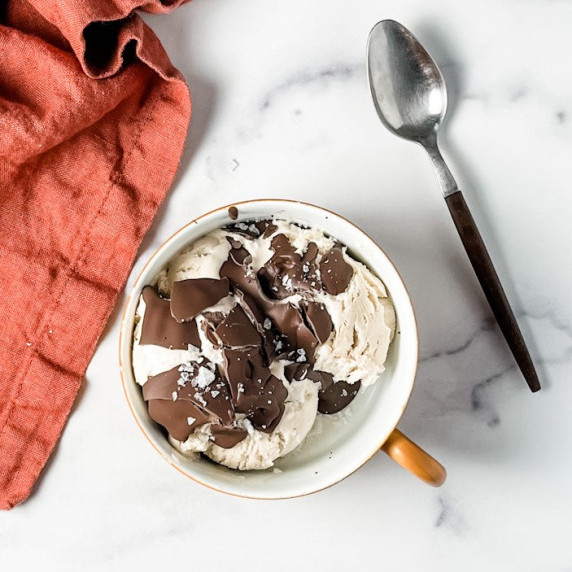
[118,198,419,498]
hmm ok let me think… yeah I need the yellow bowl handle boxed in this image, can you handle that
[381,428,446,487]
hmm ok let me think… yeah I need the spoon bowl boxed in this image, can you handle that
[367,19,447,144]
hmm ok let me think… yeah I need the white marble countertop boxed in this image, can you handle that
[2,0,571,569]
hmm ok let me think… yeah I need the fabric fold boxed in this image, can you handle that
[0,0,191,509]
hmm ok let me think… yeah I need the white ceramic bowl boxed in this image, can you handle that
[119,199,422,498]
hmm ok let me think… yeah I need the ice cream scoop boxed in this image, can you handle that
[131,219,396,470]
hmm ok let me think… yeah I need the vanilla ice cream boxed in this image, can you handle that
[132,218,395,470]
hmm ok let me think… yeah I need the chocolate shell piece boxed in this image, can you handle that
[215,304,261,347]
[143,361,240,441]
[221,347,288,433]
[219,247,258,298]
[283,362,310,383]
[319,244,354,295]
[283,363,361,414]
[170,278,229,322]
[225,221,263,238]
[143,367,210,441]
[265,302,319,362]
[257,220,278,238]
[202,311,227,328]
[140,286,201,350]
[249,375,288,433]
[148,399,210,442]
[222,347,271,401]
[220,241,326,361]
[316,378,361,414]
[302,301,333,344]
[210,425,248,449]
[176,362,235,425]
[228,245,252,266]
[258,235,321,300]
[142,366,185,401]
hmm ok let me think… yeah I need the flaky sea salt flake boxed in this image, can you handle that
[194,393,207,407]
[192,366,216,389]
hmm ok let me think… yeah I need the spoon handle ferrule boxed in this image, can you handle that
[422,140,459,197]
[423,139,458,197]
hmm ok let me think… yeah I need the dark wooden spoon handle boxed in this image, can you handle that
[445,190,540,392]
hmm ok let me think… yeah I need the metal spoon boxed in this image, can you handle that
[367,19,540,392]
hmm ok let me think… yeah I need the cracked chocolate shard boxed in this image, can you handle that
[221,347,288,433]
[315,376,360,414]
[220,246,255,293]
[147,400,209,442]
[202,311,226,328]
[282,362,311,384]
[302,301,333,344]
[222,347,271,401]
[143,366,211,441]
[170,277,229,322]
[265,302,319,362]
[283,363,360,414]
[143,362,245,446]
[220,241,323,361]
[215,304,261,347]
[140,286,202,350]
[319,244,354,295]
[210,425,248,449]
[257,220,278,238]
[258,234,321,299]
[248,374,287,433]
[176,361,235,425]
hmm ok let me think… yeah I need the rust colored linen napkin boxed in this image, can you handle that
[0,0,191,509]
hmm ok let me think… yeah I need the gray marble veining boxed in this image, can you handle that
[259,63,362,111]
[2,1,572,570]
